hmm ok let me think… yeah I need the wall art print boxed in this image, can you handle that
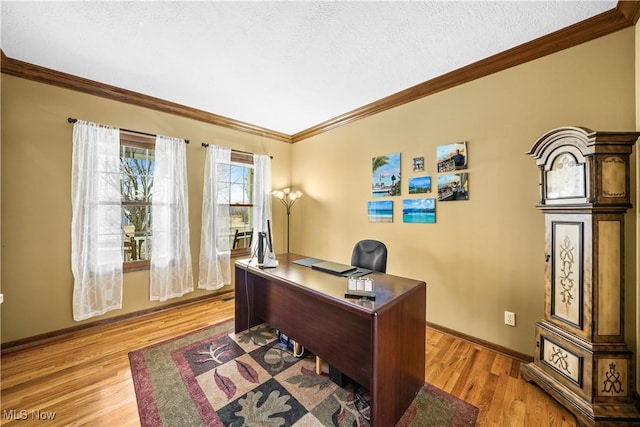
[367,200,393,223]
[408,176,431,194]
[372,152,401,197]
[437,173,469,201]
[403,198,436,223]
[437,141,467,173]
[413,157,424,172]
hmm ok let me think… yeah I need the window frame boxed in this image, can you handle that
[228,151,255,258]
[120,133,155,272]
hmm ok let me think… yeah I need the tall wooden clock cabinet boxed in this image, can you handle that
[520,126,640,426]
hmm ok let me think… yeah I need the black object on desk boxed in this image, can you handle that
[345,289,376,300]
[311,261,357,275]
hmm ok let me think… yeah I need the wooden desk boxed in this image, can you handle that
[235,253,426,427]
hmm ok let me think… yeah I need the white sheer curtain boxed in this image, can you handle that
[71,120,123,321]
[150,135,194,301]
[251,154,273,254]
[198,145,231,290]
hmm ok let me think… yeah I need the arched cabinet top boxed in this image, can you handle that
[527,126,639,166]
[528,126,639,209]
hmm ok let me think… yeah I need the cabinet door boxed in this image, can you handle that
[545,214,591,339]
[536,324,591,401]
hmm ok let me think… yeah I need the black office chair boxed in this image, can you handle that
[351,239,387,273]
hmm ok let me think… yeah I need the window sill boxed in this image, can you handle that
[124,260,150,273]
[123,252,250,272]
[231,248,251,259]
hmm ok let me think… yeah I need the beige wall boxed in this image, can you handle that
[0,77,291,342]
[288,28,637,356]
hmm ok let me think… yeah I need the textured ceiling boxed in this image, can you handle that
[1,1,617,135]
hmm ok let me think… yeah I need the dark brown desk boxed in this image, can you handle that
[235,253,426,427]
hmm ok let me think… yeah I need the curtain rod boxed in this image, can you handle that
[201,143,273,159]
[67,117,189,144]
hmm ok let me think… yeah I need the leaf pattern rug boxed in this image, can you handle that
[129,320,478,426]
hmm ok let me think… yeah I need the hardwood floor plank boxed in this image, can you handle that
[1,297,577,426]
[490,353,515,376]
[487,369,511,425]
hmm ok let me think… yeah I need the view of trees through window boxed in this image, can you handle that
[218,156,254,253]
[118,138,254,267]
[120,142,154,263]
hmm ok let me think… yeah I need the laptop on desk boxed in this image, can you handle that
[311,261,357,276]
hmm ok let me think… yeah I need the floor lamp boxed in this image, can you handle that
[272,188,303,253]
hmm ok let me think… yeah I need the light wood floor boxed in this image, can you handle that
[1,296,577,426]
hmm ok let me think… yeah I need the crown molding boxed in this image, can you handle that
[0,50,292,144]
[291,1,639,142]
[618,0,640,23]
[2,1,637,144]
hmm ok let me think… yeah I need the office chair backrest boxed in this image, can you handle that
[351,239,387,273]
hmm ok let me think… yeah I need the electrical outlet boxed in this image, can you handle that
[504,311,516,326]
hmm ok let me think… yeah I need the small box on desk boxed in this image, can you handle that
[345,277,376,300]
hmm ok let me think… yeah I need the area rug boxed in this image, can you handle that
[129,320,478,426]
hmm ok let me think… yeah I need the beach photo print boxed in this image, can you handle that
[402,198,436,223]
[372,152,401,197]
[368,200,393,223]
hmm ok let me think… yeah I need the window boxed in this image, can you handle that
[119,139,256,270]
[120,133,155,271]
[217,152,254,255]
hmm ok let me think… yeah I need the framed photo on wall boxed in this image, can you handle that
[372,152,401,197]
[412,157,424,172]
[402,198,436,223]
[437,173,469,201]
[408,176,431,194]
[437,141,467,173]
[367,200,393,222]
